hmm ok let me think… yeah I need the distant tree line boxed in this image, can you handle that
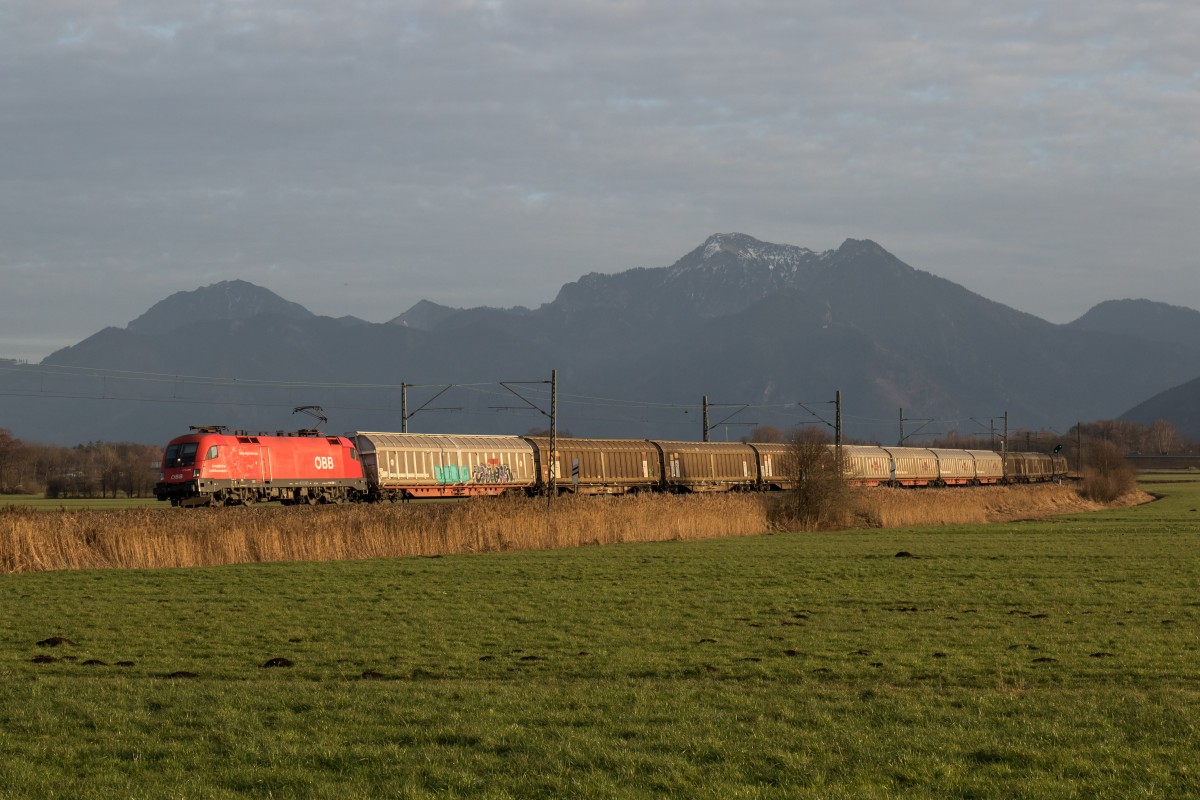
[742,418,1194,457]
[0,428,161,498]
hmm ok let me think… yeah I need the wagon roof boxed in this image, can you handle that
[351,432,534,452]
[744,441,794,452]
[652,440,754,453]
[524,437,658,451]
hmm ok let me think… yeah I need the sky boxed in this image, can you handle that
[2,0,1199,362]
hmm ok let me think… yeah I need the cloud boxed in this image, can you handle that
[2,0,1199,359]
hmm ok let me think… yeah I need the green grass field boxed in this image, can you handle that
[1,476,1198,798]
[0,494,160,511]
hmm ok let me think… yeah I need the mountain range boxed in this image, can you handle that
[4,232,1200,446]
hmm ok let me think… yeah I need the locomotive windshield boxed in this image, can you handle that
[164,441,199,467]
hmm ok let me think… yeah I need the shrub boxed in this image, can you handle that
[771,432,853,531]
[1078,440,1137,503]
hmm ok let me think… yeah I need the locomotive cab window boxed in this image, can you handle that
[350,448,359,461]
[205,445,219,460]
[165,441,199,467]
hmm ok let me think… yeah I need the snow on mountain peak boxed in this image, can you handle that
[693,233,820,274]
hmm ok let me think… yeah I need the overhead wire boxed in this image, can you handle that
[0,361,1004,439]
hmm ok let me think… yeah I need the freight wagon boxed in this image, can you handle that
[1004,451,1067,483]
[745,442,798,491]
[354,432,536,500]
[654,440,760,493]
[523,437,660,495]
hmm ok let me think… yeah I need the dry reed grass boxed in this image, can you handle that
[852,483,1108,528]
[1,484,1135,574]
[0,494,770,574]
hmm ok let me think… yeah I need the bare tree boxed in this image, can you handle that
[1148,419,1179,455]
[524,427,573,438]
[0,428,23,493]
[742,425,785,443]
[774,428,852,530]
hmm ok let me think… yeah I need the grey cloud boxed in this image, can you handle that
[2,0,1198,361]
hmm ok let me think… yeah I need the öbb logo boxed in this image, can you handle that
[314,456,336,470]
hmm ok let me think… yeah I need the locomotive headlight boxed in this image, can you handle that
[159,472,164,481]
[193,469,201,478]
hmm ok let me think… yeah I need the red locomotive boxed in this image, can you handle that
[155,426,367,506]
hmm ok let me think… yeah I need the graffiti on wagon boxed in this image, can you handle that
[432,461,514,484]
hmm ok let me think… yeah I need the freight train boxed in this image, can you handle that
[154,426,1069,507]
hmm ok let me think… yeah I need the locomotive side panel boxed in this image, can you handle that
[224,439,267,486]
[252,436,363,484]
